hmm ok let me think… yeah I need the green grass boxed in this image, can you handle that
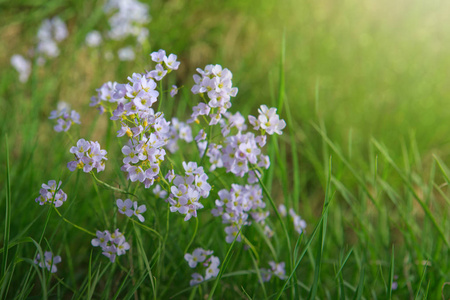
[1,0,450,299]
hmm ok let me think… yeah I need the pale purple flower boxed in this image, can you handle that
[184,248,209,268]
[35,180,67,207]
[153,184,168,199]
[185,248,220,285]
[128,166,146,182]
[147,64,167,81]
[212,184,266,243]
[150,49,166,63]
[190,273,204,286]
[168,162,210,220]
[205,256,220,280]
[163,53,180,70]
[91,230,111,248]
[11,54,31,82]
[117,199,133,217]
[102,246,117,263]
[195,129,206,142]
[392,275,399,290]
[85,30,102,47]
[289,208,307,234]
[116,240,130,256]
[269,261,287,280]
[262,261,287,282]
[247,170,260,184]
[225,225,242,243]
[68,139,107,173]
[35,17,68,61]
[278,204,287,217]
[264,225,274,238]
[34,251,61,273]
[133,201,147,222]
[51,17,68,42]
[170,85,178,97]
[49,102,81,132]
[166,169,175,182]
[261,268,272,282]
[253,105,286,135]
[104,0,150,42]
[190,64,237,124]
[91,229,129,262]
[118,47,135,61]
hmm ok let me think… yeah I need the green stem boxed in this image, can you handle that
[53,207,96,236]
[200,123,214,166]
[158,170,171,191]
[165,203,170,241]
[65,131,75,144]
[91,177,110,228]
[115,259,129,273]
[241,234,260,262]
[90,172,137,197]
[184,217,199,254]
[158,81,164,112]
[130,218,163,240]
[254,168,292,266]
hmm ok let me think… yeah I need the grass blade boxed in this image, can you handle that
[2,134,11,279]
[207,226,242,300]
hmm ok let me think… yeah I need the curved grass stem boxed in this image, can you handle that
[53,207,96,236]
[184,216,199,254]
[90,172,137,197]
[254,168,293,268]
[130,218,163,240]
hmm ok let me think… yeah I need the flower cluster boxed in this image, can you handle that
[211,184,270,243]
[149,50,180,80]
[190,64,238,125]
[10,55,31,83]
[165,118,193,153]
[119,130,167,188]
[34,251,62,273]
[220,131,268,177]
[185,248,220,286]
[90,81,124,114]
[104,0,150,43]
[67,139,108,173]
[36,17,68,64]
[261,261,287,282]
[201,104,285,180]
[167,162,211,221]
[35,180,67,208]
[49,102,81,132]
[248,105,286,135]
[89,50,181,189]
[116,198,147,222]
[85,0,150,59]
[392,275,399,290]
[112,73,159,115]
[118,46,135,61]
[152,184,168,199]
[170,85,178,97]
[10,16,68,82]
[85,30,102,47]
[279,205,307,234]
[91,229,130,263]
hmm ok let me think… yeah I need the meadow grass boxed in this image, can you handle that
[1,0,450,299]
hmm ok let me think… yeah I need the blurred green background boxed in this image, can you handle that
[2,0,450,160]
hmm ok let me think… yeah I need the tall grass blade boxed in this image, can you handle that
[207,226,242,300]
[308,156,332,300]
[2,135,11,279]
